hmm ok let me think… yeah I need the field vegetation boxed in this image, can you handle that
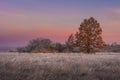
[0,53,120,80]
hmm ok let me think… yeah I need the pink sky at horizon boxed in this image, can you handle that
[0,0,120,47]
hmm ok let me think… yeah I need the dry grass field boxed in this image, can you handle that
[0,52,120,80]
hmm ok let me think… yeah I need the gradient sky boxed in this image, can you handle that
[0,0,120,47]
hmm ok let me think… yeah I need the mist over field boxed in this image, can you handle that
[0,52,120,80]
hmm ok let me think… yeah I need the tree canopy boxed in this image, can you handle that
[75,17,106,53]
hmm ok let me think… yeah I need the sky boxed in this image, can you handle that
[0,0,120,47]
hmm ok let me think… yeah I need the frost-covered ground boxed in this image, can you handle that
[0,52,120,80]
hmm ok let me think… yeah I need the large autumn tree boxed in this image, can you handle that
[75,17,106,53]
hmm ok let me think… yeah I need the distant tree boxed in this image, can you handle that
[55,43,65,52]
[111,42,118,47]
[75,17,106,53]
[16,38,68,53]
[16,47,26,53]
[66,34,75,52]
[25,38,52,53]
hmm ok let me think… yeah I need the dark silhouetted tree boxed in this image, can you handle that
[16,47,26,53]
[66,34,75,52]
[55,43,65,52]
[75,17,106,53]
[25,38,52,53]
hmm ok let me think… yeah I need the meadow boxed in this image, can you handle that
[0,52,120,80]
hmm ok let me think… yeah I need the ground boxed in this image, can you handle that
[0,52,120,80]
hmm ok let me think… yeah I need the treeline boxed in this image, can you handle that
[101,42,120,52]
[17,38,69,53]
[16,37,120,53]
[16,17,120,53]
